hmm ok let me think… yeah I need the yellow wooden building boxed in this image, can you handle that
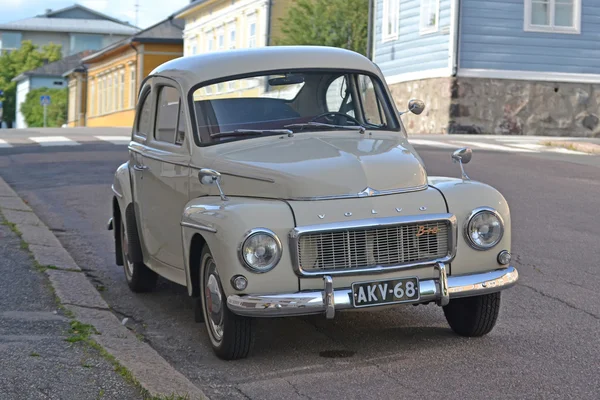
[65,17,184,127]
[175,0,293,58]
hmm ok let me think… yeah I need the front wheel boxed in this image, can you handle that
[200,245,254,360]
[443,292,501,337]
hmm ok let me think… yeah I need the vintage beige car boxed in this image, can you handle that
[108,46,518,360]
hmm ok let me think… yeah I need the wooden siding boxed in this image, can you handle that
[374,0,452,78]
[459,0,600,74]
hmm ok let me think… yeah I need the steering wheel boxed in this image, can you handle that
[310,112,361,126]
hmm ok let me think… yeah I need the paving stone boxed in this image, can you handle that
[17,224,62,248]
[29,244,81,271]
[0,196,31,211]
[45,269,108,310]
[1,209,42,227]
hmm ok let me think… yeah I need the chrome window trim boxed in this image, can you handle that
[463,207,504,251]
[237,228,283,274]
[289,213,458,277]
[287,184,428,201]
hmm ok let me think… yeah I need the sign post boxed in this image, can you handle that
[40,95,51,128]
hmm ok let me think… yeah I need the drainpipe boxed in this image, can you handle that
[266,0,273,46]
[449,0,461,76]
[366,0,374,60]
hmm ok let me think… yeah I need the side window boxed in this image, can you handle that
[136,91,152,137]
[155,86,185,145]
[357,76,386,127]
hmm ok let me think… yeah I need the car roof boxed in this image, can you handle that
[149,46,382,92]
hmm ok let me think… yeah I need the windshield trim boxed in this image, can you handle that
[187,67,402,147]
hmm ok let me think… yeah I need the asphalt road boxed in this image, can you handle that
[0,130,598,399]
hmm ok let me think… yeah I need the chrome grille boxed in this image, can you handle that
[296,220,450,273]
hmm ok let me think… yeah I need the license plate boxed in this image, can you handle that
[352,277,419,308]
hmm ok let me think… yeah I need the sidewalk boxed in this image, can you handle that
[0,218,143,400]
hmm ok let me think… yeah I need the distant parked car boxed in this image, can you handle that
[108,46,518,360]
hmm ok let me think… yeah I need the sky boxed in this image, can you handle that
[0,0,190,29]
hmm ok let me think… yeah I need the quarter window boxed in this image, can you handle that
[382,0,400,41]
[420,0,439,34]
[525,0,581,34]
[155,86,184,145]
[136,91,152,137]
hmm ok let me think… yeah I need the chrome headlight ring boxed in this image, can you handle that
[237,228,283,273]
[464,207,505,251]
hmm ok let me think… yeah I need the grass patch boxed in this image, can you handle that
[29,352,40,357]
[95,285,107,292]
[65,320,99,343]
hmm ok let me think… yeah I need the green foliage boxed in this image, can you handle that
[276,0,369,55]
[21,87,68,127]
[0,41,62,125]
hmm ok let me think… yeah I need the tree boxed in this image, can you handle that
[20,87,68,128]
[276,0,369,56]
[0,41,62,127]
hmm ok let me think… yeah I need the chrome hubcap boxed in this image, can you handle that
[121,223,134,276]
[205,259,224,342]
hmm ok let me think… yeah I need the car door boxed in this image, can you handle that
[136,79,191,274]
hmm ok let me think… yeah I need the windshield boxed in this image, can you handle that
[190,70,400,144]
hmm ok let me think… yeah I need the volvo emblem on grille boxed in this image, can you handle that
[416,225,439,237]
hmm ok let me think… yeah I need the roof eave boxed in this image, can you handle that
[175,1,209,19]
[81,41,132,63]
[133,38,183,44]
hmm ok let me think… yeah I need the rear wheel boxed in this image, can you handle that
[443,292,501,337]
[200,245,254,360]
[120,220,157,292]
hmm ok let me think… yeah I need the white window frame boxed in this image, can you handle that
[382,0,400,42]
[218,27,225,50]
[207,31,214,52]
[119,69,125,111]
[524,0,582,34]
[248,18,257,48]
[420,0,440,35]
[113,72,118,112]
[129,66,136,109]
[229,22,236,50]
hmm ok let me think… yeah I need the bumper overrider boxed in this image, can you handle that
[227,263,518,319]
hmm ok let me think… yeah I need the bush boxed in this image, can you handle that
[20,87,68,127]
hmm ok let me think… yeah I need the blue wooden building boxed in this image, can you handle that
[371,0,600,136]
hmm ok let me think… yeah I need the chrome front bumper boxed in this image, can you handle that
[227,263,518,319]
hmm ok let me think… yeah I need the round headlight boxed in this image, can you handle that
[239,229,282,273]
[465,208,504,250]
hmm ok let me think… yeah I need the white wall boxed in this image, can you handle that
[15,79,30,129]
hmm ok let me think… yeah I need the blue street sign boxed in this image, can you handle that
[40,95,51,106]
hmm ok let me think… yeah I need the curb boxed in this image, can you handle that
[0,177,207,400]
[542,140,600,154]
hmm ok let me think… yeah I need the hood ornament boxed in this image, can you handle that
[358,187,378,197]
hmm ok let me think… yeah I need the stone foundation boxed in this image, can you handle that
[390,76,600,137]
[388,77,453,135]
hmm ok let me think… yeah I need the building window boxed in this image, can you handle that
[129,67,136,108]
[525,0,581,34]
[70,34,103,55]
[90,80,95,117]
[0,32,22,50]
[113,73,118,112]
[119,70,125,111]
[218,28,225,50]
[102,77,108,115]
[229,22,236,49]
[248,20,256,48]
[382,0,400,42]
[420,0,439,34]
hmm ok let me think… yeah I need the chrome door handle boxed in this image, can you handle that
[133,164,148,171]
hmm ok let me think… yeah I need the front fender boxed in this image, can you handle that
[428,177,511,275]
[181,197,298,297]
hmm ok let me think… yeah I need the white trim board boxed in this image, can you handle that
[457,68,600,84]
[386,68,451,85]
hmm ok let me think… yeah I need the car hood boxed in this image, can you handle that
[202,132,428,200]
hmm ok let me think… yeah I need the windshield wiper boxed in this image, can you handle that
[284,122,366,134]
[210,129,293,138]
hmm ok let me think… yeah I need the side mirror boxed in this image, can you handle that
[451,147,472,181]
[408,99,425,115]
[198,169,228,201]
[451,147,472,164]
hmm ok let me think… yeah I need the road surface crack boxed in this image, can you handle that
[63,303,109,311]
[518,283,599,320]
[285,379,313,400]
